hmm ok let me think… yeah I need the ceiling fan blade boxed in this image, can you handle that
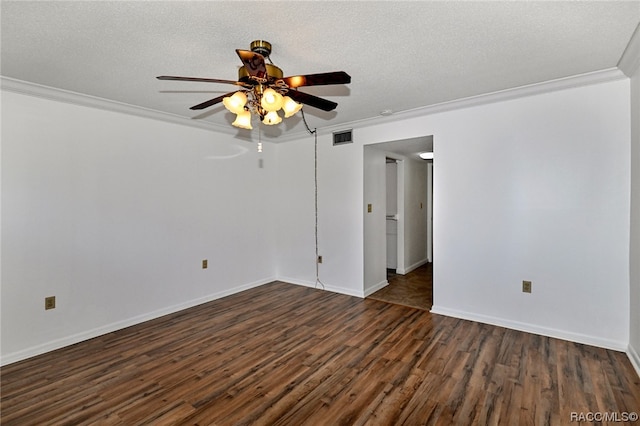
[189,91,237,110]
[282,71,351,88]
[157,76,246,86]
[236,49,267,79]
[286,90,338,112]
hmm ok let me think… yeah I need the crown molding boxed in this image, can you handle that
[311,67,628,139]
[619,22,640,77]
[0,76,238,136]
[2,67,629,144]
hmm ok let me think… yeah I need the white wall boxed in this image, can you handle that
[274,135,365,297]
[273,136,316,285]
[2,75,633,364]
[315,139,366,297]
[363,147,387,294]
[386,162,398,216]
[629,52,640,371]
[386,162,399,270]
[427,162,434,262]
[277,78,631,350]
[1,91,277,364]
[402,158,428,273]
[430,81,630,350]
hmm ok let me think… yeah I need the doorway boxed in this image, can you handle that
[363,135,433,309]
[368,263,433,310]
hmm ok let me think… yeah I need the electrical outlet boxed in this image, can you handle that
[202,259,208,269]
[522,280,532,293]
[317,255,323,264]
[45,296,56,310]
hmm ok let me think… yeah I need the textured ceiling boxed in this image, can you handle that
[2,1,639,140]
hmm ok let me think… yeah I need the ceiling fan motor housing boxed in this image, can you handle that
[238,40,283,83]
[238,63,283,82]
[250,40,272,57]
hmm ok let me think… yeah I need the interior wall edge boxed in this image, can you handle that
[627,344,640,378]
[618,22,640,77]
[363,280,388,297]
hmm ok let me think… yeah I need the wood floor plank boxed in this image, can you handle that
[368,264,433,311]
[2,278,639,425]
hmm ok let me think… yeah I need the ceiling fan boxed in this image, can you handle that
[157,40,351,129]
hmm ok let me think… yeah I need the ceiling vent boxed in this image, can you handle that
[333,129,353,146]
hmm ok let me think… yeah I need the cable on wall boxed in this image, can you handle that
[301,109,325,290]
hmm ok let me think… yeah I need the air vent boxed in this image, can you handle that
[333,129,353,146]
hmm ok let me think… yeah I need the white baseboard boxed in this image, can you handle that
[396,258,429,275]
[364,280,388,297]
[277,275,365,298]
[430,305,627,352]
[628,343,640,379]
[0,277,275,366]
[275,275,317,287]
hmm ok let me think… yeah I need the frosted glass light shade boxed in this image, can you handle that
[232,110,253,129]
[263,111,282,125]
[419,152,434,160]
[223,91,247,114]
[260,88,284,112]
[282,96,302,118]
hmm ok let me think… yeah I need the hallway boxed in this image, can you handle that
[367,263,433,311]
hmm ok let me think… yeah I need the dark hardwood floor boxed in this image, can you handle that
[2,281,639,425]
[367,263,433,311]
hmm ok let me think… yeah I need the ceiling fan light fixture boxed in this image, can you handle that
[282,96,303,118]
[263,110,282,125]
[223,91,248,114]
[159,40,351,131]
[261,88,284,112]
[419,152,434,160]
[232,110,253,129]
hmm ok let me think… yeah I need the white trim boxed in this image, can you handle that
[0,76,236,135]
[2,67,627,143]
[628,344,640,379]
[430,305,627,352]
[400,258,429,275]
[321,284,364,299]
[313,68,628,139]
[364,280,388,297]
[0,276,275,366]
[277,276,365,298]
[619,23,640,77]
[275,276,318,288]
